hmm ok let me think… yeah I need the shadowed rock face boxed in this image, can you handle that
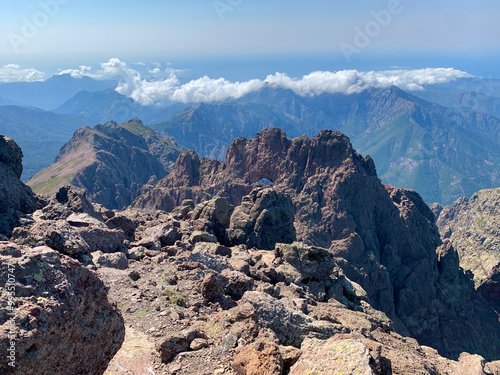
[0,136,37,236]
[434,188,500,308]
[0,242,125,375]
[133,127,500,360]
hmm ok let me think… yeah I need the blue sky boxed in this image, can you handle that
[0,0,499,79]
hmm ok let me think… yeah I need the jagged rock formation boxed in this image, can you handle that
[27,119,181,210]
[0,242,124,375]
[133,127,500,360]
[0,136,37,236]
[434,188,500,307]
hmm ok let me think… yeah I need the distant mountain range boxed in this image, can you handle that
[54,88,189,125]
[414,90,500,119]
[0,74,118,111]
[0,105,89,180]
[0,76,186,181]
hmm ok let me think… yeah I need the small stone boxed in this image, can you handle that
[190,231,218,244]
[169,363,182,374]
[190,338,209,350]
[127,246,146,260]
[66,212,104,227]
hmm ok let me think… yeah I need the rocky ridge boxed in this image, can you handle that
[133,127,500,360]
[155,86,500,205]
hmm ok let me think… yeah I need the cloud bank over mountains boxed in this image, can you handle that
[1,58,473,105]
[0,64,46,83]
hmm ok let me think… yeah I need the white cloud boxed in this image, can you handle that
[56,58,475,105]
[0,64,45,82]
[58,65,92,79]
[124,66,472,105]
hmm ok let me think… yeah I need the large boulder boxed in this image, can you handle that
[0,136,37,236]
[191,196,234,244]
[290,336,374,375]
[228,189,296,250]
[38,185,105,221]
[238,291,343,347]
[0,242,124,375]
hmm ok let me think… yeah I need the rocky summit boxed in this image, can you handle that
[27,118,181,210]
[134,127,500,360]
[1,128,500,374]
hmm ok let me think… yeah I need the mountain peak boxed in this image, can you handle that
[28,119,180,208]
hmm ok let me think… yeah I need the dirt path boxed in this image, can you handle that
[105,326,156,375]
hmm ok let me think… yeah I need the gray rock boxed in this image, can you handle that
[127,246,146,260]
[105,213,137,236]
[228,188,296,250]
[67,212,106,228]
[290,336,374,375]
[274,242,350,303]
[221,269,254,300]
[38,185,104,221]
[240,291,343,347]
[190,231,218,244]
[191,197,234,244]
[92,251,129,270]
[137,224,178,249]
[215,332,238,355]
[79,227,125,253]
[157,328,204,362]
[11,220,91,256]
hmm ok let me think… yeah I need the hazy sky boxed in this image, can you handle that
[0,0,499,78]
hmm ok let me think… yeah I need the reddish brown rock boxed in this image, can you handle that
[232,340,284,375]
[0,242,124,375]
[132,128,500,360]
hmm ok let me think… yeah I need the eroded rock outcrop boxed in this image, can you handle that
[434,188,500,307]
[132,128,500,360]
[0,136,37,237]
[0,242,124,375]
